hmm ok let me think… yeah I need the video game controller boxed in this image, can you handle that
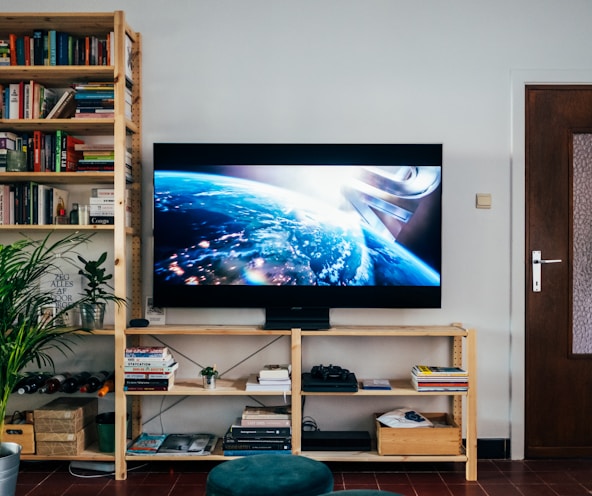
[310,364,350,382]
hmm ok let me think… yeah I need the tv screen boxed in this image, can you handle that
[153,143,442,329]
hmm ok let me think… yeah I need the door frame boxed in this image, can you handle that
[510,70,592,460]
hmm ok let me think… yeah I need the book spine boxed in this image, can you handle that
[123,385,172,391]
[223,449,292,456]
[124,379,172,386]
[230,427,292,437]
[124,373,175,379]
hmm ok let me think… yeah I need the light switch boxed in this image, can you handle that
[476,193,492,209]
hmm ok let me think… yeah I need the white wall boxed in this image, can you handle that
[5,0,592,458]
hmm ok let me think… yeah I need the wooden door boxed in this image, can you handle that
[525,85,592,457]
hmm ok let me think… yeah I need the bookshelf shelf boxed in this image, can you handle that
[1,11,142,481]
[125,324,477,481]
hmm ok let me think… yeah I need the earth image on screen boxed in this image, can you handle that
[153,172,440,288]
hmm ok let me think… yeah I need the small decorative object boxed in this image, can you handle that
[78,252,126,329]
[200,365,218,389]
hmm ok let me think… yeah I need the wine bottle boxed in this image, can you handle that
[79,370,110,393]
[97,376,115,397]
[38,372,71,394]
[17,372,52,394]
[61,372,91,393]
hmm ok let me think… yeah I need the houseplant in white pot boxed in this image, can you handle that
[77,252,126,329]
[0,232,95,496]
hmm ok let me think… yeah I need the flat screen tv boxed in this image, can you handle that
[153,143,442,329]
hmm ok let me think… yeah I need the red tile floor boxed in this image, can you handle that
[14,458,592,496]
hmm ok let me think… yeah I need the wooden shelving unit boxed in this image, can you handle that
[0,11,142,481]
[123,324,477,481]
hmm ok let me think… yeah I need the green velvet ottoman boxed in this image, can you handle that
[206,454,334,496]
[319,491,403,496]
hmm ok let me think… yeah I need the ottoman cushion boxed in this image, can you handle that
[206,454,334,496]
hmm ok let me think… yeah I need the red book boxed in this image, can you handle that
[9,34,16,66]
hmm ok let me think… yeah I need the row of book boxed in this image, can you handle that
[124,346,178,392]
[0,82,65,120]
[1,30,114,67]
[1,81,132,121]
[223,404,292,456]
[0,183,120,226]
[411,365,468,392]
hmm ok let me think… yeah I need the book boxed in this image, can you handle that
[157,433,217,455]
[126,433,167,454]
[258,364,291,380]
[245,374,291,392]
[362,379,392,390]
[229,419,291,438]
[411,365,467,377]
[45,88,76,119]
[125,346,169,357]
[123,362,179,374]
[223,430,291,450]
[257,377,292,386]
[240,417,292,427]
[223,449,292,456]
[123,371,176,380]
[242,405,291,420]
[123,354,174,365]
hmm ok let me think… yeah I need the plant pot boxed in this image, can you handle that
[0,442,21,496]
[80,303,106,330]
[202,376,216,389]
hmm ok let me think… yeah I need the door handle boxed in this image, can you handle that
[532,250,563,292]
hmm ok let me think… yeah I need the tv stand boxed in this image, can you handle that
[264,307,330,330]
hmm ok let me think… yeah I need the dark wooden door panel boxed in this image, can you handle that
[526,86,592,457]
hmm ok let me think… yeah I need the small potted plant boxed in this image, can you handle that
[200,365,218,389]
[78,252,126,329]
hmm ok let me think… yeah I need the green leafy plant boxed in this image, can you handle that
[77,252,126,307]
[0,232,95,443]
[200,366,219,378]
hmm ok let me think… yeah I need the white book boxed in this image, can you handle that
[8,83,20,119]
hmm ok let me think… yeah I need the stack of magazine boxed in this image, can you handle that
[411,365,468,392]
[127,433,217,455]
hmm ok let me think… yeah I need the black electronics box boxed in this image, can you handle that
[301,431,372,451]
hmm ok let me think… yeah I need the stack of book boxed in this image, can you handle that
[411,365,468,392]
[223,405,292,456]
[73,82,114,118]
[245,364,291,392]
[123,346,178,391]
[75,143,114,172]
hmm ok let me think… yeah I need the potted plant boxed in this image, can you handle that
[77,252,126,329]
[200,365,218,389]
[0,232,95,495]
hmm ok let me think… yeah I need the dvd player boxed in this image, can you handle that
[301,431,371,451]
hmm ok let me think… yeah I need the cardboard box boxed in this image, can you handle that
[36,423,97,456]
[376,412,461,455]
[3,419,35,454]
[34,397,97,434]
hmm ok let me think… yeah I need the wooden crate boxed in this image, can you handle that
[376,412,461,455]
[3,419,35,454]
[36,423,97,456]
[34,397,97,434]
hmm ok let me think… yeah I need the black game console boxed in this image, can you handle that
[302,364,358,392]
